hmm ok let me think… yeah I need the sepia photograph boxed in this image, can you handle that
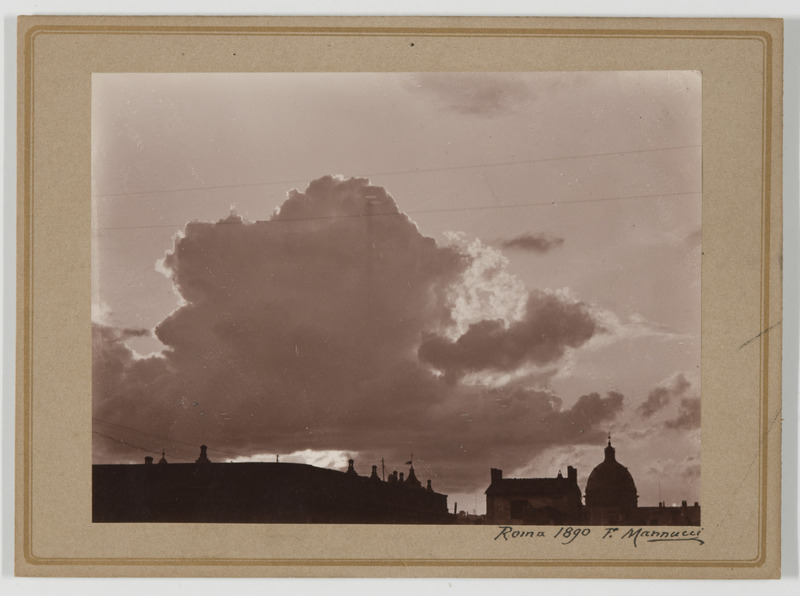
[16,12,784,580]
[91,71,702,526]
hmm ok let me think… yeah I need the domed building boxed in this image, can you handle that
[584,436,638,524]
[484,436,700,526]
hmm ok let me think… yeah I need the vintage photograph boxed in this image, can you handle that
[91,71,702,526]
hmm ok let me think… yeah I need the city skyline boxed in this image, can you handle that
[92,72,701,513]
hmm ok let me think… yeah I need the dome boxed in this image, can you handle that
[585,439,638,508]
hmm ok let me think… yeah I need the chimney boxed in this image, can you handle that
[399,472,405,483]
[346,459,356,475]
[426,479,433,492]
[370,465,380,480]
[681,500,687,508]
[567,466,577,484]
[144,456,153,465]
[196,444,210,464]
[490,468,503,483]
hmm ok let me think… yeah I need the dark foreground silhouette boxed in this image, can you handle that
[93,457,450,524]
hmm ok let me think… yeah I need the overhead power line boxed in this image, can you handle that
[93,416,247,459]
[93,189,700,232]
[92,144,701,199]
[92,431,195,462]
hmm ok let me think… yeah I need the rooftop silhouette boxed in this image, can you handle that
[93,447,450,524]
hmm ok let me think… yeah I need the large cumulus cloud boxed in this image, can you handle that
[93,176,618,494]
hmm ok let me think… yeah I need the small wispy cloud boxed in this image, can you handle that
[498,232,565,253]
[405,73,534,118]
[638,373,692,418]
[664,397,701,430]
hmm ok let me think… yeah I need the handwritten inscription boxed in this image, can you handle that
[494,525,704,547]
[494,525,591,544]
[494,526,548,540]
[617,527,704,547]
[553,526,591,544]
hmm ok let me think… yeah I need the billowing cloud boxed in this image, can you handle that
[498,232,564,253]
[418,290,599,380]
[93,176,623,495]
[348,385,626,493]
[632,372,700,436]
[638,372,692,418]
[457,387,623,448]
[441,233,528,339]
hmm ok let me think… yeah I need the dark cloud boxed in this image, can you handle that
[348,387,625,493]
[465,387,623,448]
[665,398,701,430]
[418,290,599,380]
[498,233,564,253]
[93,176,621,495]
[637,373,691,418]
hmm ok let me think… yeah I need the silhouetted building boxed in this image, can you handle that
[485,466,582,525]
[93,447,450,524]
[631,501,701,525]
[584,437,638,524]
[485,438,700,526]
[453,511,486,525]
[405,464,422,488]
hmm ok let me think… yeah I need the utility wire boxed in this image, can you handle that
[93,416,247,459]
[92,144,701,199]
[92,431,195,462]
[93,189,700,232]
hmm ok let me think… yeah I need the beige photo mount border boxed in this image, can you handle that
[15,16,783,578]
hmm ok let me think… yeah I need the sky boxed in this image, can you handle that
[91,71,701,514]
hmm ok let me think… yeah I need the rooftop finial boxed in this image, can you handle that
[604,434,616,462]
